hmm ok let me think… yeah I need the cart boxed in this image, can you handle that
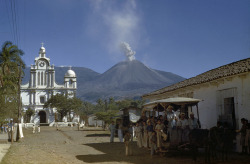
[143,97,202,155]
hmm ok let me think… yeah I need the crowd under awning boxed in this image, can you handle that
[143,97,202,111]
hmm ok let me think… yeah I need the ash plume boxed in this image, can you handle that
[120,42,136,61]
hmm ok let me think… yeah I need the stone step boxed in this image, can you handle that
[40,123,49,126]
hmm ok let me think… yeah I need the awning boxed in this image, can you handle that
[143,97,202,111]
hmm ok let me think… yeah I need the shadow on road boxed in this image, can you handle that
[75,142,166,164]
[85,134,110,137]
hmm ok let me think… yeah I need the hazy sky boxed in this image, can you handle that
[0,0,249,78]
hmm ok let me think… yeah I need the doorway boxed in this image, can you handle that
[38,111,46,123]
[224,97,236,129]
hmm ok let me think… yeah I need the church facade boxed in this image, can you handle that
[21,44,77,124]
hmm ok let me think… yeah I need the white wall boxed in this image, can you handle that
[193,73,250,129]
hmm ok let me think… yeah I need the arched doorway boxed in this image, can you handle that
[38,111,46,123]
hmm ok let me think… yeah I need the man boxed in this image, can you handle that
[166,105,177,142]
[188,112,199,130]
[109,121,116,143]
[150,131,157,156]
[177,113,189,143]
[147,121,154,148]
[135,122,143,148]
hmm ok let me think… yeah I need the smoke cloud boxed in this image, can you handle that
[120,42,136,61]
[87,0,143,61]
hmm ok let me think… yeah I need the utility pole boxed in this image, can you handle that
[16,65,22,141]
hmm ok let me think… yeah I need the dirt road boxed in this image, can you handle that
[1,126,250,164]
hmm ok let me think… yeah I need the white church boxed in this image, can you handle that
[21,44,77,125]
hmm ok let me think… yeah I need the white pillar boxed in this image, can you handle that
[30,72,33,87]
[34,72,37,87]
[33,92,36,105]
[52,72,55,87]
[45,72,47,86]
[49,72,52,87]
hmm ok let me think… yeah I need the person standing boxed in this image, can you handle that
[142,121,148,148]
[155,120,164,151]
[124,131,132,156]
[237,118,248,154]
[177,113,189,143]
[37,125,40,133]
[188,112,199,130]
[150,131,157,156]
[128,124,134,141]
[118,122,123,142]
[147,121,154,148]
[109,121,116,143]
[245,121,250,155]
[135,122,143,148]
[32,124,36,134]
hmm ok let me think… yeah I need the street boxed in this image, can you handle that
[1,126,250,164]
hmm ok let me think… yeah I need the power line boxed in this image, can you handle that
[5,0,14,42]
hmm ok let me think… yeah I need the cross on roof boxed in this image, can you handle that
[41,42,44,47]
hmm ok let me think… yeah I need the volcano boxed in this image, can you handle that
[78,60,185,101]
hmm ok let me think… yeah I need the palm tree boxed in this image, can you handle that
[0,41,25,92]
[0,41,25,142]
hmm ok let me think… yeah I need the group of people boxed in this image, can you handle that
[32,124,40,133]
[1,124,9,133]
[109,106,200,156]
[133,109,200,156]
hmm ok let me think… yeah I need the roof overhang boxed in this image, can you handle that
[143,97,202,111]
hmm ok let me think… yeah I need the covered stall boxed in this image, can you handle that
[143,97,202,122]
[143,97,203,151]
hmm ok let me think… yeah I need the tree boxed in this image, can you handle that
[107,97,118,111]
[95,110,118,129]
[44,94,84,122]
[67,97,83,121]
[0,41,25,119]
[44,94,69,121]
[24,108,34,123]
[0,41,25,141]
[73,100,94,127]
[95,98,105,111]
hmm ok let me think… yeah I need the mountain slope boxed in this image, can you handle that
[78,60,185,101]
[22,67,100,85]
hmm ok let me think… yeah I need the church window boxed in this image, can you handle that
[40,96,45,104]
[41,72,43,85]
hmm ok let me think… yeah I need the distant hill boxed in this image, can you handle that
[22,60,185,102]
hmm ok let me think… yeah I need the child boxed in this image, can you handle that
[124,131,132,156]
[37,125,40,133]
[32,124,35,133]
[151,131,157,156]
